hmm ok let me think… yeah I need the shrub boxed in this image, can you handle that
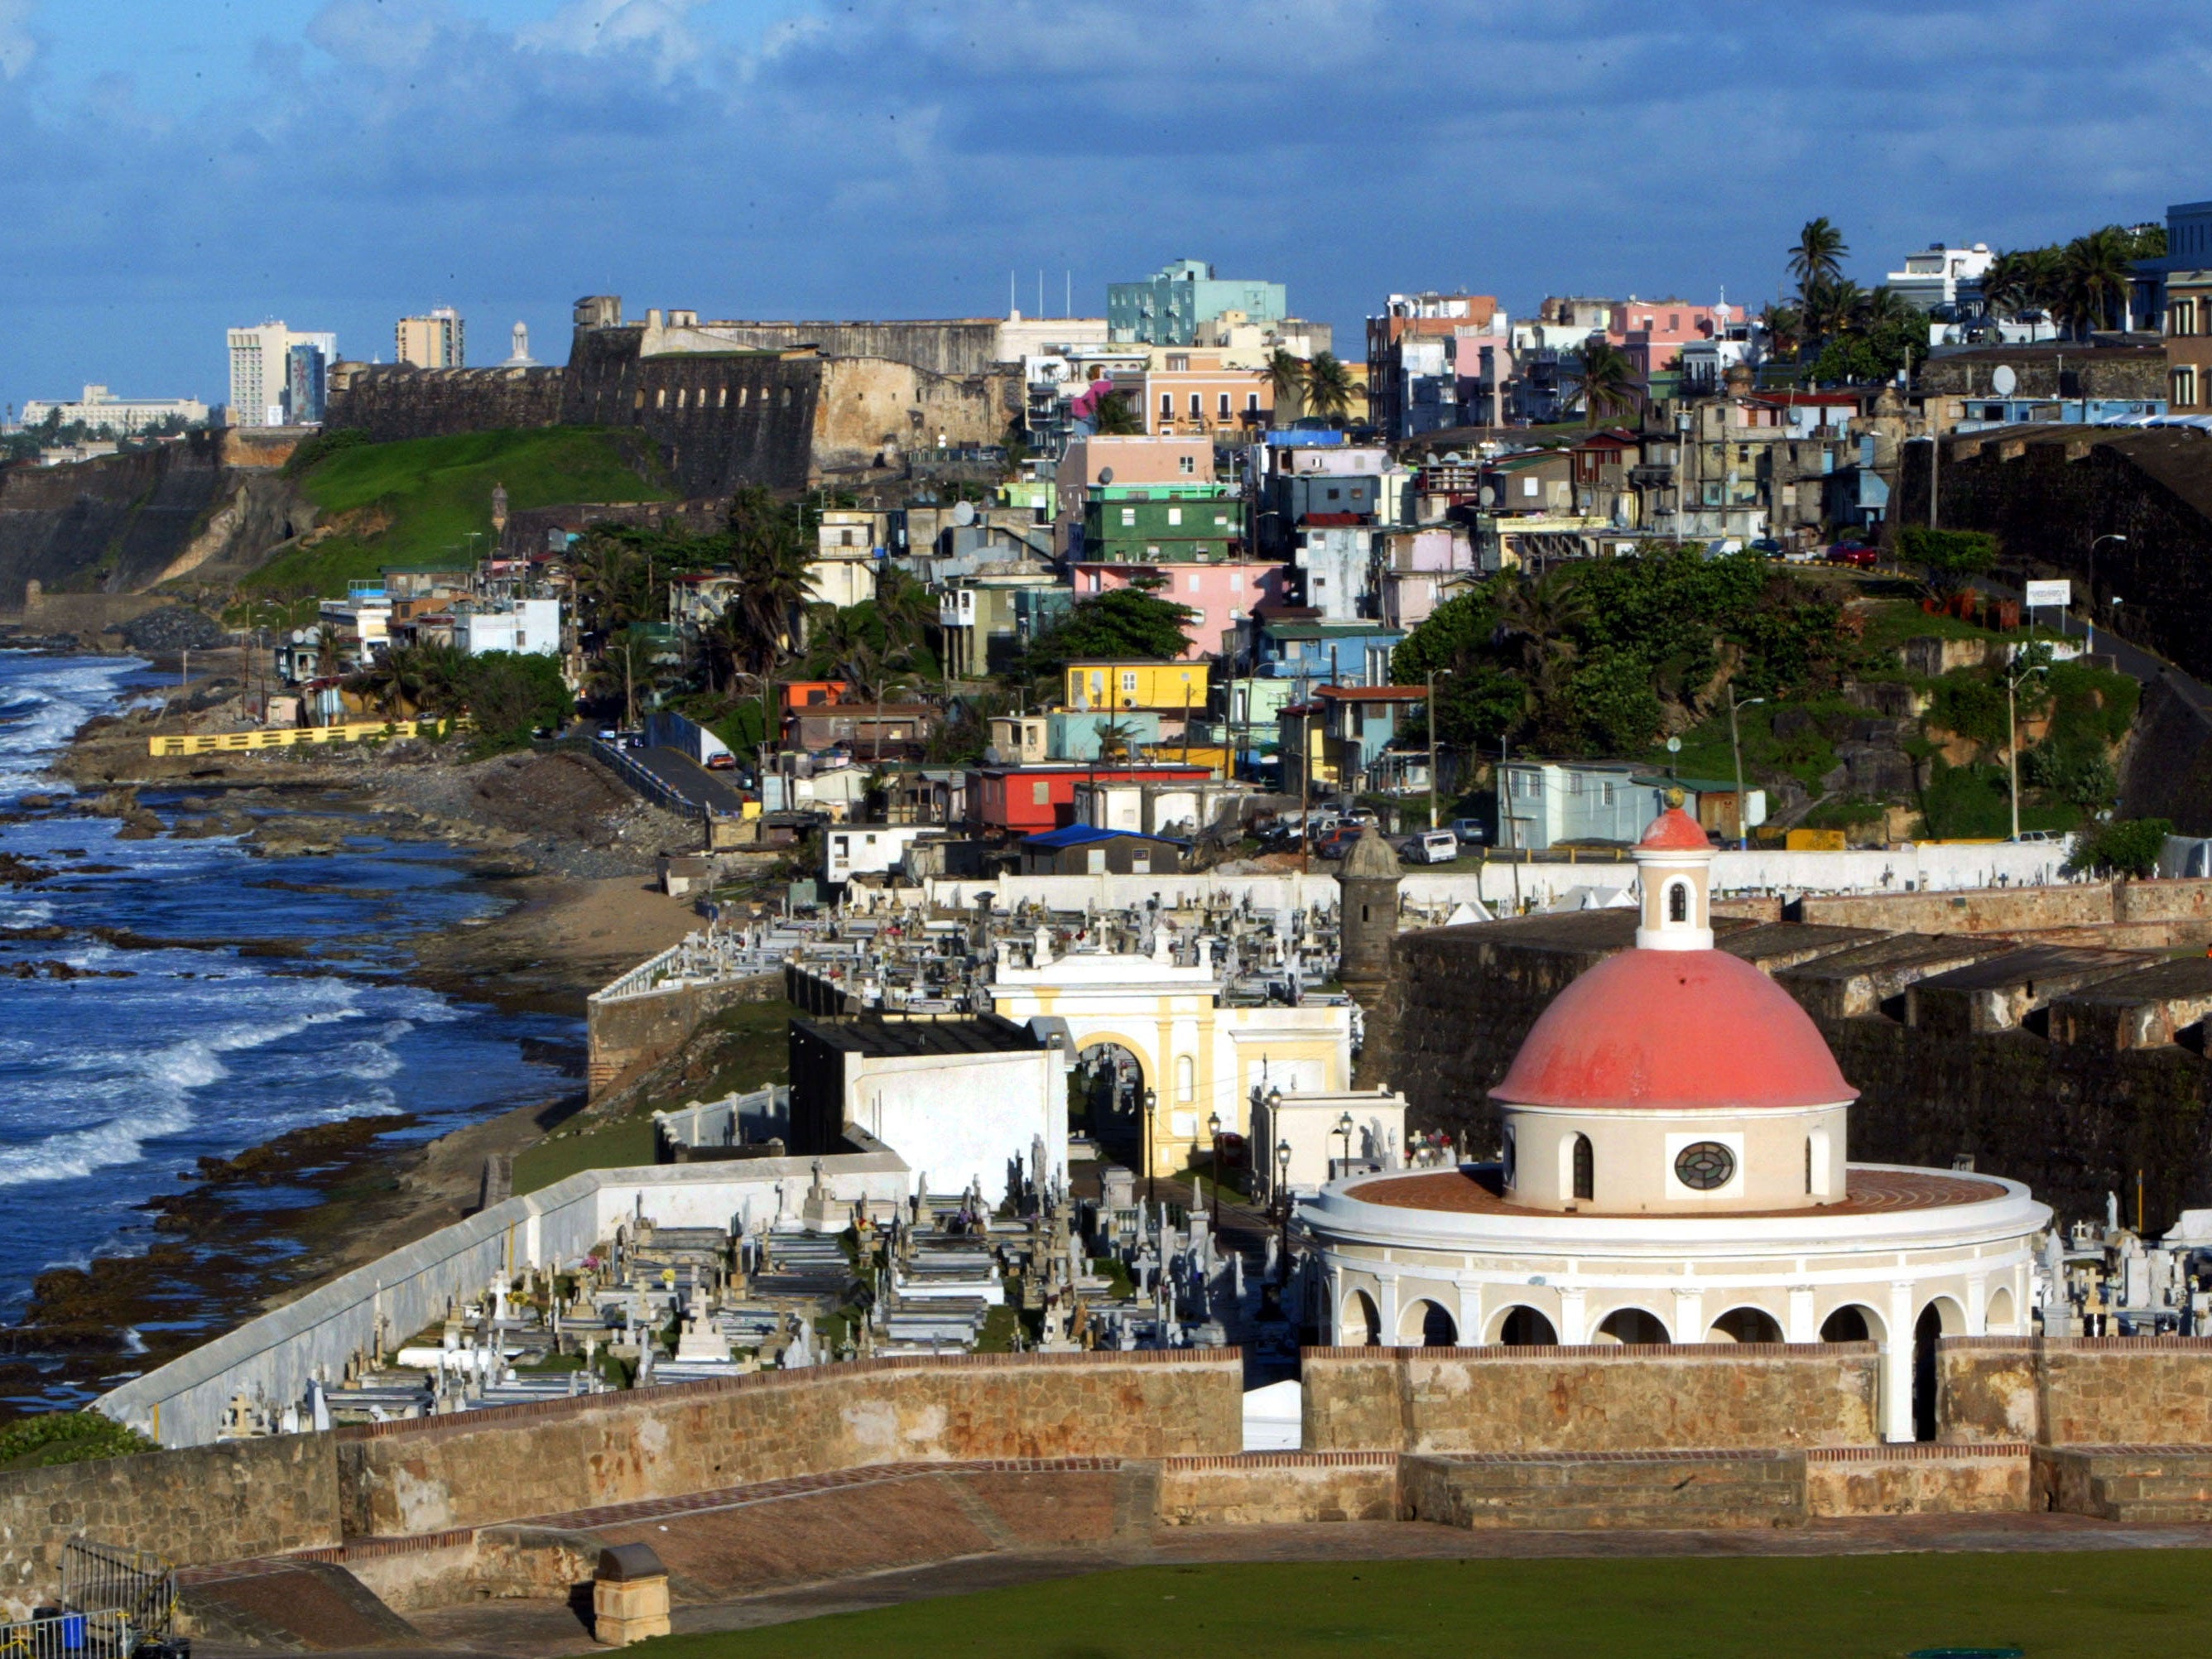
[0,1411,158,1468]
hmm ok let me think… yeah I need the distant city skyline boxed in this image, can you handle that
[2,0,2208,407]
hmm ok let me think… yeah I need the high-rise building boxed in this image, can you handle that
[396,307,465,368]
[1108,260,1286,346]
[227,323,338,427]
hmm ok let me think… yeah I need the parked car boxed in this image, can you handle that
[1449,817,1488,847]
[704,752,738,771]
[1825,542,1878,569]
[1315,827,1362,862]
[1748,537,1783,559]
[1402,829,1460,865]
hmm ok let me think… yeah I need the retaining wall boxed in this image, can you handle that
[333,1352,1240,1536]
[0,1435,339,1599]
[1155,1452,1398,1526]
[1301,1344,1882,1455]
[1940,1335,2212,1445]
[584,969,783,1094]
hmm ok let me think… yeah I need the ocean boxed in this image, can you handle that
[0,648,579,1405]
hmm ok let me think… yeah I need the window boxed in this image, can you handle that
[1086,847,1106,873]
[655,387,667,408]
[1190,393,1203,417]
[1178,455,1195,475]
[1176,1054,1195,1104]
[1161,392,1174,416]
[1247,392,1260,411]
[1601,781,1616,805]
[1219,392,1232,418]
[1167,507,1182,526]
[1327,487,1342,501]
[1675,1142,1736,1191]
[2176,366,2199,409]
[1667,881,1689,923]
[1120,507,1137,526]
[1522,477,1539,498]
[1121,671,1138,693]
[1188,574,1200,592]
[676,387,688,409]
[1032,781,1051,805]
[1572,1133,1594,1201]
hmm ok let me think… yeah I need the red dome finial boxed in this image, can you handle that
[1637,806,1711,852]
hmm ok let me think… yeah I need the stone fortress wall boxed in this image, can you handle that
[17,1339,2212,1611]
[325,296,1021,494]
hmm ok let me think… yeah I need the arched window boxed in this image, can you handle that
[1667,881,1689,923]
[1805,1137,1813,1195]
[1571,1132,1594,1202]
[1175,1054,1195,1104]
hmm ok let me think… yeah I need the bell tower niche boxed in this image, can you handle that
[1633,796,1715,953]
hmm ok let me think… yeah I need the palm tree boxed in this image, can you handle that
[1303,352,1354,425]
[310,623,342,678]
[1265,349,1308,424]
[1493,570,1589,742]
[1854,285,1919,333]
[1758,302,1803,360]
[350,647,424,718]
[1564,339,1636,426]
[1789,217,1849,296]
[2060,228,2133,339]
[727,487,814,672]
[1091,392,1142,435]
[1980,250,2034,322]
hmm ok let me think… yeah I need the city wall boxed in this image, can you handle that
[1797,878,2212,935]
[322,363,566,441]
[1300,1344,1883,1455]
[584,969,784,1095]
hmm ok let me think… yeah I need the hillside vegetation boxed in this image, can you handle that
[245,428,671,596]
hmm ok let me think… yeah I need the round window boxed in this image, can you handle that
[1674,1141,1736,1191]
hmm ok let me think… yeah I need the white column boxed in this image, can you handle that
[1377,1272,1403,1347]
[1786,1286,1816,1344]
[1326,1266,1344,1345]
[1671,1287,1705,1344]
[1883,1280,1917,1443]
[1556,1286,1588,1345]
[1966,1274,1988,1336]
[1455,1282,1483,1349]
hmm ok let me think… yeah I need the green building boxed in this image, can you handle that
[1108,259,1287,346]
[1077,483,1245,564]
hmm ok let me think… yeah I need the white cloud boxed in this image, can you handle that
[519,0,709,77]
[0,0,37,79]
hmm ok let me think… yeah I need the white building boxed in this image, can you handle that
[825,823,943,886]
[989,935,1351,1177]
[1884,243,1996,312]
[20,385,209,435]
[228,322,338,427]
[454,598,560,656]
[1296,807,2049,1442]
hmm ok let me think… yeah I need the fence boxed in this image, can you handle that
[0,1540,180,1657]
[591,737,708,820]
[147,719,447,757]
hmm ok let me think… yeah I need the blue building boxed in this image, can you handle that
[1108,259,1288,346]
[1252,618,1404,685]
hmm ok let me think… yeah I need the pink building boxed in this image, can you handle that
[1055,435,1214,555]
[1376,526,1478,630]
[1609,301,1748,382]
[1070,560,1287,660]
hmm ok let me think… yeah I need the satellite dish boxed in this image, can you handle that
[1666,737,1682,753]
[1992,364,2017,397]
[953,500,977,527]
[1478,487,1496,507]
[1098,467,1114,486]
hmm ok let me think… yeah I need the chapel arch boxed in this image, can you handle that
[1708,1306,1785,1344]
[1594,1306,1671,1346]
[1490,1304,1558,1346]
[1400,1298,1458,1348]
[1820,1304,1883,1344]
[1985,1284,2018,1334]
[1341,1288,1382,1347]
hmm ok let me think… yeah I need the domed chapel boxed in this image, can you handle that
[1298,805,2050,1442]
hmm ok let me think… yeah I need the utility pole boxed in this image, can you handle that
[1727,686,1764,849]
[2005,650,2046,843]
[1426,666,1453,830]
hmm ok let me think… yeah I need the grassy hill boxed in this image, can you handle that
[244,428,671,596]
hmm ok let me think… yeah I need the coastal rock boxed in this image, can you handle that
[118,606,226,653]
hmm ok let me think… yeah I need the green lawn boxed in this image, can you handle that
[640,1551,2212,1659]
[247,427,671,595]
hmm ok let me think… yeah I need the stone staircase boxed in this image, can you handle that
[1401,1449,1806,1531]
[2036,1445,2212,1522]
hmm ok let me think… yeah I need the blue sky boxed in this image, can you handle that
[3,0,2209,409]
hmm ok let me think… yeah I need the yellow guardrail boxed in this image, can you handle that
[147,719,448,757]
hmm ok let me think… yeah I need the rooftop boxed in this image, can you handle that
[1021,824,1187,850]
[1347,1164,2010,1219]
[792,1013,1041,1059]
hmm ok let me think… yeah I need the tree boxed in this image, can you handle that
[1563,339,1635,427]
[1896,526,1998,599]
[1304,352,1354,425]
[2058,227,2133,339]
[1789,217,1849,295]
[725,487,814,675]
[2068,817,2171,878]
[1758,302,1804,360]
[1020,587,1196,683]
[1265,349,1307,423]
[462,651,573,751]
[594,628,661,729]
[1091,392,1142,436]
[1980,250,2035,321]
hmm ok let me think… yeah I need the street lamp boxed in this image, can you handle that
[1336,1110,1356,1175]
[2005,648,2049,843]
[1727,687,1765,849]
[1144,1087,1158,1206]
[1274,1138,1294,1279]
[1426,666,1454,830]
[1207,1109,1223,1229]
[2088,535,2127,652]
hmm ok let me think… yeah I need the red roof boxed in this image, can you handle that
[1493,948,1855,1113]
[1637,806,1711,851]
[1317,684,1427,702]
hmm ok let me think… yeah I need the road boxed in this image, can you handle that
[600,739,751,815]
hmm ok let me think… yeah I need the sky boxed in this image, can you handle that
[3,0,2211,411]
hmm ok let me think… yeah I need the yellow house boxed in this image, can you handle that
[1064,659,1209,714]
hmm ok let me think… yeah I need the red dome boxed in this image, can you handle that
[1493,948,1855,1112]
[1637,807,1712,851]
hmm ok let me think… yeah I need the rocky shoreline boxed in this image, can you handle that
[0,652,713,1411]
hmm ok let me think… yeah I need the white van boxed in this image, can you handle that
[1407,829,1459,865]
